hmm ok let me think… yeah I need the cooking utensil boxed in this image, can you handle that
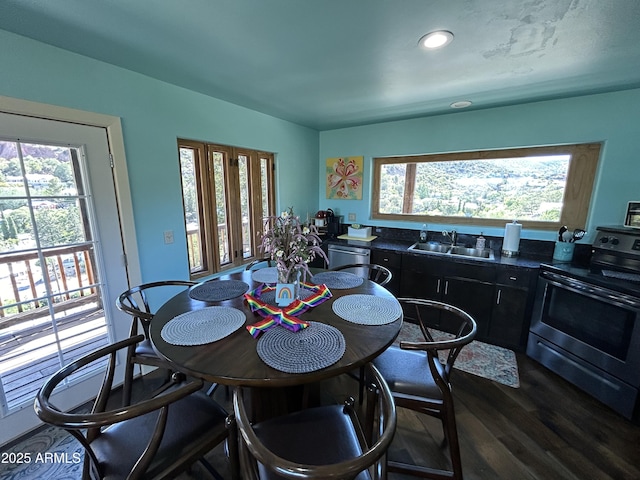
[558,225,568,241]
[562,230,573,242]
[571,228,586,242]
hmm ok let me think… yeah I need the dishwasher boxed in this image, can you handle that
[327,244,370,277]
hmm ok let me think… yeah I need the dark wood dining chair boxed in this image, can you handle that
[245,258,274,270]
[334,262,393,403]
[34,335,239,480]
[332,263,393,287]
[372,298,477,480]
[116,280,197,405]
[233,364,397,480]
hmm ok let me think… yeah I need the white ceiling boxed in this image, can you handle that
[1,0,639,130]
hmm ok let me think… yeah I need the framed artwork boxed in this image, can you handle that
[326,156,363,200]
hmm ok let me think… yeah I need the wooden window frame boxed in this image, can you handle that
[178,140,275,278]
[372,143,601,231]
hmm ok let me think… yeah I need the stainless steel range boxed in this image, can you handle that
[527,226,640,420]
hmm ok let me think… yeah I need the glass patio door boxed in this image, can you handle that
[0,112,128,442]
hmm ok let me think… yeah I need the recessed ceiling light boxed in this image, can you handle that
[450,100,472,109]
[419,30,454,49]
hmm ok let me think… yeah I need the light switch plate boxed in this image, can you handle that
[163,230,174,244]
[348,213,356,221]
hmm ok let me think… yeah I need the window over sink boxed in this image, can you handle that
[372,143,601,231]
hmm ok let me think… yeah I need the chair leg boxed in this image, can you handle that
[122,361,135,406]
[364,383,379,445]
[358,365,366,404]
[226,414,241,480]
[441,408,463,480]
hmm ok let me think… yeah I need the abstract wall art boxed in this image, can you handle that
[326,156,363,200]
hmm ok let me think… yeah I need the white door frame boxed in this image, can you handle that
[0,96,141,287]
[0,95,141,445]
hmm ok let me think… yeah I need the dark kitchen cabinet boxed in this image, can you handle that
[442,276,495,338]
[400,254,495,336]
[488,266,536,350]
[400,255,444,300]
[310,242,329,269]
[399,252,535,348]
[400,255,445,328]
[440,261,495,338]
[371,249,401,296]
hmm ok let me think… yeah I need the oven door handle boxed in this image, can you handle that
[541,271,640,310]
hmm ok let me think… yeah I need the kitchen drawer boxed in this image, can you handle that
[372,249,402,268]
[496,266,533,288]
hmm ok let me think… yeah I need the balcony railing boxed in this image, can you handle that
[0,244,107,413]
[186,222,254,273]
[0,244,98,325]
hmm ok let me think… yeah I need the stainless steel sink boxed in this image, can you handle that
[449,246,493,259]
[408,242,495,261]
[409,242,450,254]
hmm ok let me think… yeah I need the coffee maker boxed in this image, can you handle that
[326,209,343,238]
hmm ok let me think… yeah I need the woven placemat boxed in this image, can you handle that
[251,267,278,284]
[332,294,402,325]
[189,279,249,302]
[161,306,246,346]
[311,271,364,289]
[256,321,346,373]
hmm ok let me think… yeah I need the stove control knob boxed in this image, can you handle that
[611,237,620,245]
[600,236,609,244]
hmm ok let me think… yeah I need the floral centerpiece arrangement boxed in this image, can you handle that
[260,207,328,286]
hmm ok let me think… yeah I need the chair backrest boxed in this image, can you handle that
[116,280,196,338]
[397,297,477,382]
[34,335,230,480]
[234,363,396,480]
[245,258,274,271]
[332,263,392,287]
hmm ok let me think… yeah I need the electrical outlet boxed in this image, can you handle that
[348,213,356,222]
[163,230,174,244]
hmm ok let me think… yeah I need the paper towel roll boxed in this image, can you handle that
[502,221,522,256]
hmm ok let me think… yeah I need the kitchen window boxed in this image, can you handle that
[372,143,601,230]
[178,140,275,277]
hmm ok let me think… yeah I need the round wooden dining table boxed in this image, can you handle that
[149,269,403,389]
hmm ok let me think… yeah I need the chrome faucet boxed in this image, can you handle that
[442,230,458,246]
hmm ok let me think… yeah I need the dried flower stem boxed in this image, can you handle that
[260,207,328,283]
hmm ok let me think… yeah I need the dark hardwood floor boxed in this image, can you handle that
[9,353,637,479]
[186,353,640,480]
[398,353,640,480]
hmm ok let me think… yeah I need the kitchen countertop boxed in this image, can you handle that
[323,236,549,269]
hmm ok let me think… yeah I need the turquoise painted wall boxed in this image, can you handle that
[0,30,319,281]
[319,89,640,243]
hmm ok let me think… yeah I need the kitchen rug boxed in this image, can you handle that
[395,322,520,388]
[0,404,90,480]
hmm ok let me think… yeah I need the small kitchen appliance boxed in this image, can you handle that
[624,201,640,228]
[326,209,342,237]
[314,210,327,227]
